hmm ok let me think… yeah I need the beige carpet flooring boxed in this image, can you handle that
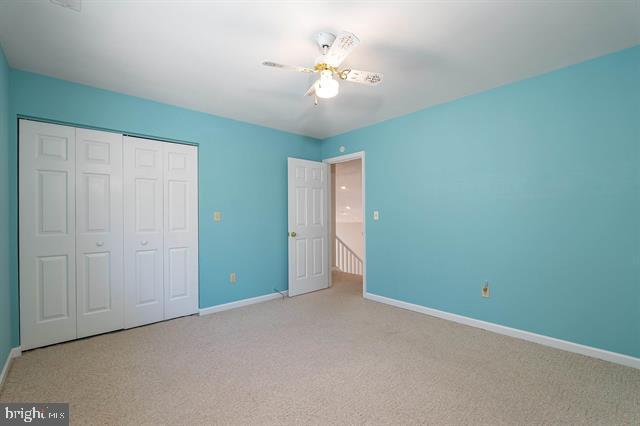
[2,272,639,425]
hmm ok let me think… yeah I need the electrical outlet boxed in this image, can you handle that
[482,282,490,298]
[229,272,237,284]
[213,211,222,222]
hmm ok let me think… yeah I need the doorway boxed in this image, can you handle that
[325,152,366,296]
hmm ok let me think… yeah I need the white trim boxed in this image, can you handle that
[323,151,366,296]
[1,347,22,390]
[198,291,288,316]
[324,151,365,164]
[364,292,640,370]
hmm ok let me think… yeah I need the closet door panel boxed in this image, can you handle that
[19,120,77,350]
[76,129,124,338]
[124,136,165,328]
[164,144,199,319]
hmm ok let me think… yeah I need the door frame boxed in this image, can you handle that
[323,151,366,296]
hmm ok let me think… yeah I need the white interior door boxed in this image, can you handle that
[76,128,124,338]
[163,143,199,319]
[123,136,165,328]
[287,158,329,297]
[19,120,77,350]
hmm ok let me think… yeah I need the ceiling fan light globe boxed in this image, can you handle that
[314,78,339,99]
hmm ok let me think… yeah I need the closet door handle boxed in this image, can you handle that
[96,241,104,247]
[141,240,148,246]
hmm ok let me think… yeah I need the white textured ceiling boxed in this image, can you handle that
[1,1,638,139]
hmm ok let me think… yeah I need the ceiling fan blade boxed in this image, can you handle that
[262,61,315,73]
[343,69,383,85]
[304,82,316,97]
[326,31,360,67]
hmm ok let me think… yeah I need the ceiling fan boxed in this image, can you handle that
[262,31,383,104]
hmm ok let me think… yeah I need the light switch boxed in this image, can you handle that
[373,211,379,221]
[213,211,222,222]
[229,272,237,284]
[482,282,490,298]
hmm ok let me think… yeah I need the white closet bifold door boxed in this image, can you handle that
[164,143,199,319]
[20,123,199,347]
[75,128,124,338]
[123,136,165,328]
[19,120,77,350]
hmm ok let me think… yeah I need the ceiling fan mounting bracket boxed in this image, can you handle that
[315,32,336,51]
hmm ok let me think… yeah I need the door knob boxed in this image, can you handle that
[96,241,104,247]
[141,240,148,246]
[289,231,297,237]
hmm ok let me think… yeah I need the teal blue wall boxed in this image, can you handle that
[322,46,640,358]
[0,46,12,364]
[3,46,638,359]
[7,70,321,347]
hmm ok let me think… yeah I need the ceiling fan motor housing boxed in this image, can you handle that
[314,55,331,67]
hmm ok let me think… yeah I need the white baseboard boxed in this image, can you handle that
[364,292,640,370]
[199,291,288,316]
[1,346,22,390]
